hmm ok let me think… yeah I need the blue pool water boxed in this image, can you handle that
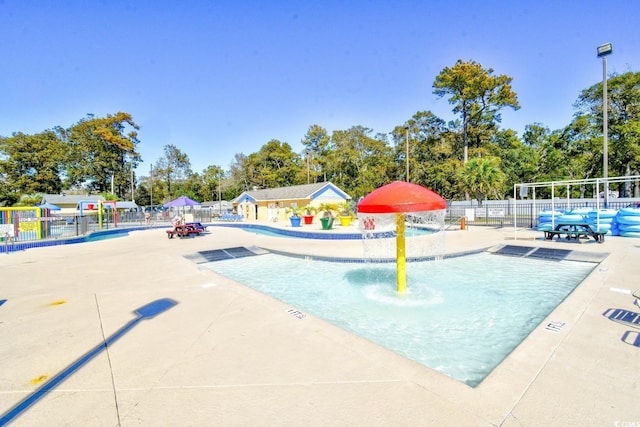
[205,252,596,387]
[85,230,129,242]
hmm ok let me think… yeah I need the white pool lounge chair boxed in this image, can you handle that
[604,308,640,329]
[633,289,640,307]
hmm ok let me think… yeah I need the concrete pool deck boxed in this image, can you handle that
[0,223,639,426]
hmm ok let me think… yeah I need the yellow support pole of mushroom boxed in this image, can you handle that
[396,212,406,294]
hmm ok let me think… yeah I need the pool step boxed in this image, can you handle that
[184,246,269,263]
[490,244,608,263]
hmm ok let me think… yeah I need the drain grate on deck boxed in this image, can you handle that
[184,246,267,263]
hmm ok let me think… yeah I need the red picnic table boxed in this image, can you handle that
[166,223,205,239]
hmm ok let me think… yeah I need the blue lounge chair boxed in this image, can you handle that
[621,331,640,347]
[603,308,640,329]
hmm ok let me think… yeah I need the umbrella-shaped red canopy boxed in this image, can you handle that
[357,181,446,213]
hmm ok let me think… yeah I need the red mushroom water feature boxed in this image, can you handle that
[357,181,446,294]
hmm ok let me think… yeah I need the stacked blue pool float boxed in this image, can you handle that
[556,209,587,225]
[586,209,617,235]
[615,207,640,238]
[537,210,563,231]
[537,208,618,236]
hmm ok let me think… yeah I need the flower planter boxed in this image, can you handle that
[289,216,302,227]
[320,217,334,230]
[303,215,314,225]
[339,215,352,226]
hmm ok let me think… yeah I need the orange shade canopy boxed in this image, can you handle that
[357,181,446,213]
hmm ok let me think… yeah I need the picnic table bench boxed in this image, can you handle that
[166,223,205,239]
[543,223,606,243]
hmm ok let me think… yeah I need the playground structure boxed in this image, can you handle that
[0,206,54,243]
[0,200,121,245]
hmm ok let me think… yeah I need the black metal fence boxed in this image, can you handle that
[3,198,639,253]
[447,199,640,228]
[0,206,229,247]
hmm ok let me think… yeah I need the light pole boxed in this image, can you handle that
[149,163,153,210]
[405,127,410,182]
[129,155,135,202]
[597,42,613,206]
[217,172,222,216]
[303,149,314,184]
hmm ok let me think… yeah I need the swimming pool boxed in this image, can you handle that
[5,228,132,252]
[204,251,596,387]
[85,230,129,242]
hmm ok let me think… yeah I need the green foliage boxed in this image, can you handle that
[300,124,330,183]
[495,129,539,197]
[66,112,141,195]
[433,59,520,163]
[318,202,337,218]
[3,66,640,206]
[285,205,305,218]
[100,192,118,201]
[391,111,461,198]
[301,205,317,216]
[154,144,192,200]
[15,194,42,207]
[252,139,301,188]
[324,126,394,199]
[338,200,354,217]
[574,71,640,188]
[197,165,226,202]
[457,157,505,205]
[228,140,302,192]
[0,130,66,195]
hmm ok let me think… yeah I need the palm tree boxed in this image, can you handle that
[458,157,505,206]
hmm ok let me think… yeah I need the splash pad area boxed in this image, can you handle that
[203,182,595,386]
[204,249,595,386]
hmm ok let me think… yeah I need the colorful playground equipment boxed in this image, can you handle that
[0,200,121,245]
[0,206,55,242]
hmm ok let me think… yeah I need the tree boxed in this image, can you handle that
[324,126,394,198]
[228,153,254,194]
[227,141,301,192]
[390,111,459,198]
[154,144,192,200]
[250,139,301,188]
[492,129,538,197]
[457,157,505,205]
[573,71,640,196]
[433,59,520,163]
[198,165,226,201]
[300,124,330,183]
[66,112,141,197]
[0,130,66,197]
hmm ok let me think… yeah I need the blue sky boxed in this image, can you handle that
[1,1,638,174]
